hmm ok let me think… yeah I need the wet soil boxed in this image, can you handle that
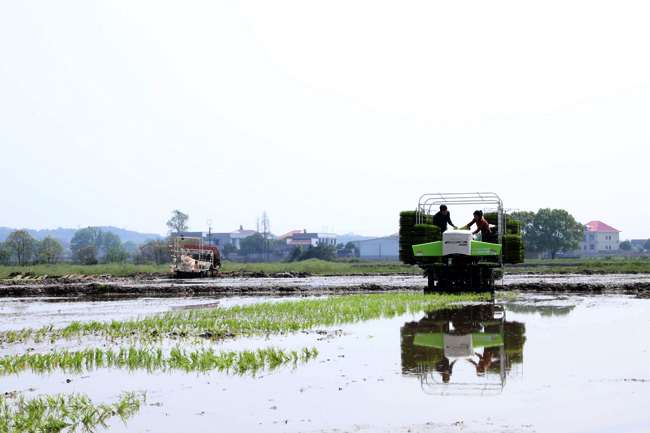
[2,272,650,297]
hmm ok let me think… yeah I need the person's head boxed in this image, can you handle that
[440,205,448,215]
[473,210,483,221]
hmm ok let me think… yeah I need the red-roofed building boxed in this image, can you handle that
[277,230,304,240]
[580,221,620,254]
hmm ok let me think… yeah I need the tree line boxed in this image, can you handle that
[0,227,176,267]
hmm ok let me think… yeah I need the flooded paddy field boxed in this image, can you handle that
[2,288,650,432]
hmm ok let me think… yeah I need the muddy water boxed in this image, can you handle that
[2,295,650,432]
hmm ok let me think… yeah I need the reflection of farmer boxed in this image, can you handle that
[435,357,458,383]
[463,210,491,236]
[468,351,493,375]
[432,205,457,233]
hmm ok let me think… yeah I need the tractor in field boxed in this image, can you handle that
[399,193,524,293]
[169,236,221,278]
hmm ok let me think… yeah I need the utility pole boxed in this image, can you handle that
[207,219,213,247]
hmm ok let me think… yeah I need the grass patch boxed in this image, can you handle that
[507,257,650,273]
[0,391,144,433]
[0,263,170,278]
[1,293,487,344]
[0,259,420,278]
[220,259,416,274]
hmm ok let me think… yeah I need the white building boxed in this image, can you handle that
[579,221,620,254]
[354,235,399,261]
[285,230,337,246]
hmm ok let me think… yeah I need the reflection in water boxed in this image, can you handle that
[401,303,526,395]
[502,303,575,317]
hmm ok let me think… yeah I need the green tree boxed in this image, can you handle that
[299,244,336,261]
[221,243,238,257]
[138,238,169,265]
[521,208,583,259]
[510,211,536,252]
[167,210,189,234]
[70,227,104,254]
[75,245,99,265]
[288,245,303,262]
[336,243,345,250]
[0,242,13,265]
[345,241,356,250]
[5,230,37,266]
[101,232,122,255]
[36,236,64,264]
[620,240,633,252]
[240,234,264,255]
[103,243,129,263]
[643,239,650,251]
[123,240,138,253]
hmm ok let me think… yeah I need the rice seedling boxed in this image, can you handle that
[0,391,144,433]
[0,346,320,377]
[1,293,488,345]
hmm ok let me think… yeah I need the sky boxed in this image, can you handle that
[1,1,649,239]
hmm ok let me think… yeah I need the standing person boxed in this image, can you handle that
[464,210,491,235]
[432,205,457,233]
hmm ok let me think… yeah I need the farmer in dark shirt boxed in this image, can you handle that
[464,210,491,235]
[432,205,457,232]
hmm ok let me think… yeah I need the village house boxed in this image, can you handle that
[578,221,620,254]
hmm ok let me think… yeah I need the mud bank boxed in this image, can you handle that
[3,272,650,296]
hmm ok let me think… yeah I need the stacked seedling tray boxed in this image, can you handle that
[484,212,499,234]
[412,224,442,264]
[399,212,439,264]
[399,211,417,264]
[506,220,521,235]
[502,234,525,264]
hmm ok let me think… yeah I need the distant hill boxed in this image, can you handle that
[0,226,162,246]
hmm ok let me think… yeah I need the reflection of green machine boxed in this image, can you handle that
[399,192,524,292]
[400,303,526,395]
[414,332,504,355]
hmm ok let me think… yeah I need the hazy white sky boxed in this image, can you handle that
[1,1,649,239]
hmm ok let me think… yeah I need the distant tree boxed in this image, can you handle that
[70,227,104,255]
[75,245,98,265]
[123,240,138,253]
[298,244,336,262]
[138,238,170,265]
[517,209,583,259]
[221,243,238,257]
[510,211,537,252]
[0,242,13,265]
[103,243,129,263]
[288,245,303,262]
[167,210,189,234]
[36,236,64,264]
[240,234,264,255]
[5,230,37,266]
[101,232,122,255]
[336,243,345,250]
[620,241,633,252]
[344,241,356,250]
[644,239,650,251]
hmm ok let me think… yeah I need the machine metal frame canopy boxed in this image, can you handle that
[417,193,503,220]
[416,192,505,241]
